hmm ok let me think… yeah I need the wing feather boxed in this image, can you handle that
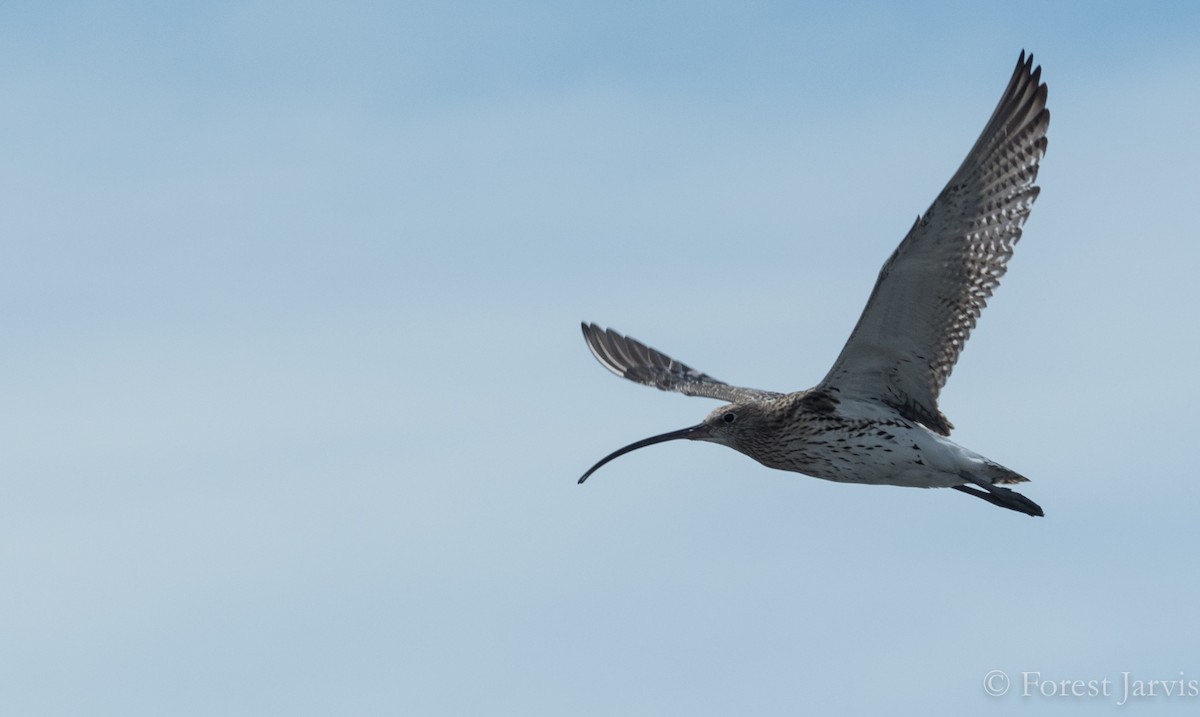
[818,51,1050,435]
[581,323,781,403]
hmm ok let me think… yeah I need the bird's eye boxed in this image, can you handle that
[722,411,737,424]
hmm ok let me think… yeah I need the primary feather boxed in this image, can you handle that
[581,323,782,403]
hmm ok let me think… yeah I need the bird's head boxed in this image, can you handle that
[577,401,770,484]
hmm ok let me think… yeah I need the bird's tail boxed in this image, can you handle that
[983,460,1028,485]
[953,463,1042,517]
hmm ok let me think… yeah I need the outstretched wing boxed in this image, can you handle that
[818,51,1050,435]
[582,323,782,403]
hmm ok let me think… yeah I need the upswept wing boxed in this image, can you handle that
[818,51,1050,435]
[582,323,782,403]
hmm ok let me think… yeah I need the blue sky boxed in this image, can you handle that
[3,2,1200,715]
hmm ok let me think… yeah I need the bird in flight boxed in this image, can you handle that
[577,52,1050,516]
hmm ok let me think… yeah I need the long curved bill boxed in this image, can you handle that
[578,423,711,484]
